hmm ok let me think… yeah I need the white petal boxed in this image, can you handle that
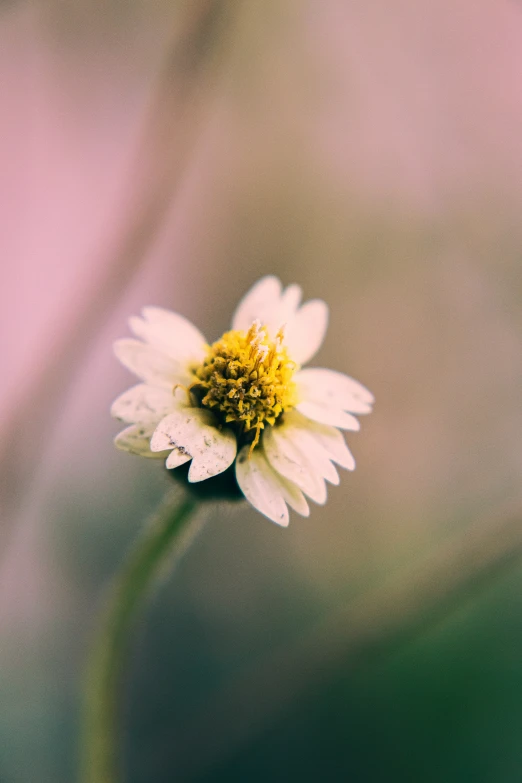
[299,415,356,471]
[130,307,207,364]
[270,411,340,485]
[166,448,192,470]
[296,368,374,413]
[258,444,310,515]
[280,479,310,516]
[236,445,309,525]
[150,408,236,482]
[114,339,192,388]
[308,446,339,485]
[263,284,303,335]
[263,425,327,504]
[110,384,175,424]
[295,401,361,431]
[114,424,167,458]
[284,300,329,365]
[231,276,283,331]
[236,446,288,526]
[280,284,302,314]
[231,278,328,364]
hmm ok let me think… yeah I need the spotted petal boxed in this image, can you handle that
[150,408,236,482]
[114,424,168,458]
[110,383,175,424]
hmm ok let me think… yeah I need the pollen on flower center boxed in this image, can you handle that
[190,320,297,449]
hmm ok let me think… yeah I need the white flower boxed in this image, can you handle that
[112,276,374,526]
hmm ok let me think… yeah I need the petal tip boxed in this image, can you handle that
[266,507,290,527]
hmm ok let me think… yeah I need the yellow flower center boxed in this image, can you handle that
[190,320,297,450]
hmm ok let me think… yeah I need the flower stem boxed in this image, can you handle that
[80,490,201,783]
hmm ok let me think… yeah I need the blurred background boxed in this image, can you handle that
[2,1,522,781]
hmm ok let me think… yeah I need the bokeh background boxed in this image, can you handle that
[2,1,522,781]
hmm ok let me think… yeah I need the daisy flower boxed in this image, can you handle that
[112,276,373,526]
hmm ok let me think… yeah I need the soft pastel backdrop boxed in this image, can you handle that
[2,1,522,781]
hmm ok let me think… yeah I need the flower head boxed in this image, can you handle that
[112,276,374,526]
[191,320,297,450]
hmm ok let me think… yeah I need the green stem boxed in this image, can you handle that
[80,490,201,783]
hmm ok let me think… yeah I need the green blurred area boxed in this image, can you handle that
[0,436,521,783]
[2,491,522,782]
[210,564,522,783]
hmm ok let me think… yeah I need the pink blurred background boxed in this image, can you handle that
[2,2,522,781]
